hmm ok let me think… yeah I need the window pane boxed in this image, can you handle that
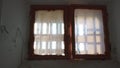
[96,44,102,54]
[75,17,85,36]
[61,41,64,49]
[62,23,64,34]
[86,17,94,29]
[78,24,84,35]
[33,41,37,49]
[96,30,100,34]
[52,41,56,49]
[33,10,65,56]
[87,30,94,35]
[96,36,101,43]
[86,44,95,54]
[42,23,47,34]
[77,36,85,42]
[74,9,105,55]
[52,23,57,34]
[42,41,46,49]
[76,43,86,54]
[34,23,37,34]
[95,17,100,29]
[87,36,94,43]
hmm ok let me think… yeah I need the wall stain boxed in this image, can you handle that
[13,27,25,48]
[0,25,9,34]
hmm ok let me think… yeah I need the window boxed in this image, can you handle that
[29,5,110,60]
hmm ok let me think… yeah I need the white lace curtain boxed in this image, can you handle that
[74,9,105,55]
[33,10,65,55]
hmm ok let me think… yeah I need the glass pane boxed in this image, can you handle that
[96,44,102,54]
[79,43,85,52]
[33,41,37,49]
[33,10,65,56]
[34,23,38,34]
[74,9,105,55]
[86,17,94,29]
[52,41,56,49]
[52,23,57,34]
[75,17,85,36]
[77,36,85,42]
[96,36,101,43]
[62,23,64,34]
[42,23,47,34]
[75,16,85,24]
[95,17,100,29]
[86,44,95,54]
[34,41,40,55]
[42,42,46,49]
[87,30,94,35]
[78,24,84,35]
[87,36,94,43]
[96,30,100,34]
[76,43,86,54]
[61,41,64,49]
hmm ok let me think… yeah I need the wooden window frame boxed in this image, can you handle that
[28,5,70,60]
[28,5,111,60]
[71,5,111,60]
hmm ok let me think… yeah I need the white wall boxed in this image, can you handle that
[0,0,28,68]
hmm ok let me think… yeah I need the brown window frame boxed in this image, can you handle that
[70,5,111,60]
[28,5,111,60]
[28,5,70,60]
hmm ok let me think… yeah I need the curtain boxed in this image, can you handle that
[74,9,105,55]
[33,10,65,55]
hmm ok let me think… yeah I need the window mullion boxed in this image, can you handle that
[39,23,42,55]
[84,15,88,54]
[93,15,97,54]
[56,22,59,55]
[46,23,49,55]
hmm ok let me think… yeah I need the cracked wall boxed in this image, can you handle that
[0,0,29,68]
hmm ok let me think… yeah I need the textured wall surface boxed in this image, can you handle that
[111,0,120,62]
[21,60,120,68]
[0,0,2,23]
[0,0,28,68]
